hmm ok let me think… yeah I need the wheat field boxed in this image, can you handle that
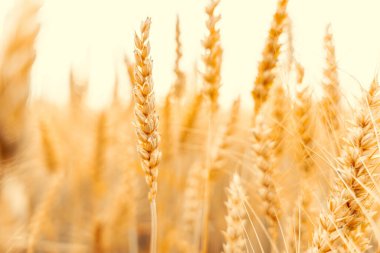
[1,0,380,252]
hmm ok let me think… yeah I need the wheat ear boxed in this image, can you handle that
[132,17,161,253]
[202,0,223,113]
[294,62,315,176]
[252,0,288,114]
[0,0,40,162]
[171,15,186,100]
[310,82,380,252]
[201,1,223,251]
[285,16,295,72]
[321,24,341,134]
[252,116,281,248]
[222,174,248,253]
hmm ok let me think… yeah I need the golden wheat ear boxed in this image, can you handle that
[0,0,40,162]
[132,17,161,253]
[321,24,341,135]
[202,0,223,113]
[310,82,380,252]
[171,15,186,100]
[252,0,288,115]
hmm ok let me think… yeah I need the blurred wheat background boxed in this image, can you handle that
[1,0,380,252]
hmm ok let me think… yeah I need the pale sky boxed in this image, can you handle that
[1,0,380,108]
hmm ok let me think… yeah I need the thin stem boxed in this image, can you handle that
[150,200,157,253]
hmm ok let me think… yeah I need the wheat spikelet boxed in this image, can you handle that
[310,83,380,252]
[132,17,161,202]
[252,0,288,114]
[222,174,248,253]
[321,24,341,134]
[171,15,186,100]
[202,0,223,112]
[251,116,281,246]
[0,0,40,162]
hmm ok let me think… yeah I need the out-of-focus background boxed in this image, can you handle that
[0,0,379,108]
